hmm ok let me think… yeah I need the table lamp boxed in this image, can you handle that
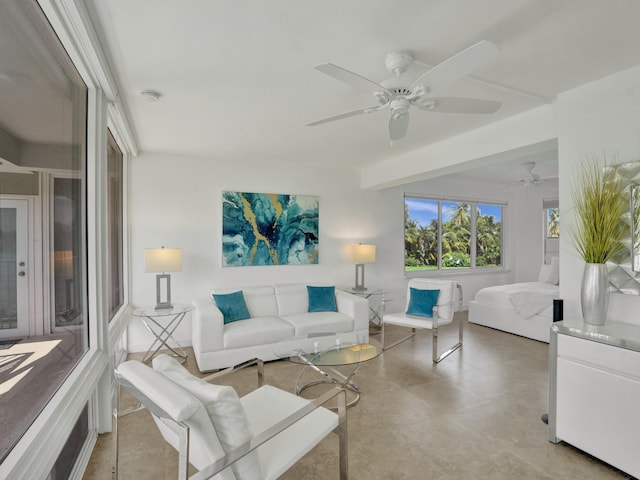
[348,243,376,291]
[145,246,182,309]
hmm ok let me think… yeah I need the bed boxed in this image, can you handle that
[468,259,559,343]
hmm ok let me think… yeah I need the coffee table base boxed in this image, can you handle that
[294,362,363,409]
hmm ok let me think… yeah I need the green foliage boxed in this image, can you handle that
[569,154,628,264]
[404,201,501,270]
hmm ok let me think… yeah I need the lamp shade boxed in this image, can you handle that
[144,247,182,273]
[348,244,376,263]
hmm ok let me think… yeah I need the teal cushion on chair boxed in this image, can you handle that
[307,286,337,312]
[212,291,251,324]
[406,288,440,317]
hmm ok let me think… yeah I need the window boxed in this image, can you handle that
[0,0,88,462]
[107,131,124,320]
[547,207,560,238]
[405,196,504,271]
[543,199,559,263]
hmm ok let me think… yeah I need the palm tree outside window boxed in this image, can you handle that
[404,196,504,272]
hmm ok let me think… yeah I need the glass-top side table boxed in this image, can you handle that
[345,287,387,331]
[130,303,194,364]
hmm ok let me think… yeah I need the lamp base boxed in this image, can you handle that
[155,273,173,310]
[354,263,367,291]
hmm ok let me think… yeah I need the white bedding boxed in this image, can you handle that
[469,281,559,343]
[473,281,558,318]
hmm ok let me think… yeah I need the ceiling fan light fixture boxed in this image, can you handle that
[140,89,162,102]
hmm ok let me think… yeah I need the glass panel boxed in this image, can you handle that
[476,204,502,267]
[442,202,471,269]
[547,207,560,238]
[0,0,88,463]
[0,208,17,330]
[404,197,439,271]
[48,403,89,479]
[107,131,124,320]
[53,178,84,327]
[632,185,640,272]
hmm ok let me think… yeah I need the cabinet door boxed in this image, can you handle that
[557,337,640,478]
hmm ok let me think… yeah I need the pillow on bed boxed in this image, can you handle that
[538,257,559,285]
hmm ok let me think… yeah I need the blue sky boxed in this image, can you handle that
[406,198,502,227]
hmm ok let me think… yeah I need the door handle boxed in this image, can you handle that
[18,271,26,277]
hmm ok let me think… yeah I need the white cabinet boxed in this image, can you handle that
[548,319,640,478]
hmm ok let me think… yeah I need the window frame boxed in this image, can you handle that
[404,194,506,274]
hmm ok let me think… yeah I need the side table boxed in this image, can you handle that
[345,288,387,333]
[131,303,194,364]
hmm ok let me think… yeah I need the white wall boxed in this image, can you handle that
[128,153,389,350]
[511,182,559,282]
[557,63,640,325]
[128,150,541,351]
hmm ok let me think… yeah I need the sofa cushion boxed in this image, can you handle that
[224,316,295,349]
[213,285,279,318]
[282,311,354,336]
[274,284,308,316]
[307,286,337,312]
[242,285,279,317]
[212,291,251,324]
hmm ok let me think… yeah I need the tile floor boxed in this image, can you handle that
[83,314,636,479]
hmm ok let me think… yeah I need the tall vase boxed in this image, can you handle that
[580,262,610,326]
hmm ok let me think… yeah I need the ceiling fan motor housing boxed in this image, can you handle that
[385,51,413,76]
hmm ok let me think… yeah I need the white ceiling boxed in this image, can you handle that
[77,1,640,180]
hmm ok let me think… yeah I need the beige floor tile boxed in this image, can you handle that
[84,314,635,479]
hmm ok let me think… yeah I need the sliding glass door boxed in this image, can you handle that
[0,199,29,339]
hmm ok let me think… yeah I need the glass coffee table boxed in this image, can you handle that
[275,333,382,408]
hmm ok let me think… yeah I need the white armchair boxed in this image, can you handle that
[381,278,463,363]
[113,354,348,479]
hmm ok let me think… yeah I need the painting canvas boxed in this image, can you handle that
[222,191,319,266]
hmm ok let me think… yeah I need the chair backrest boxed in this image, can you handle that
[152,355,263,479]
[405,279,459,322]
[115,360,236,480]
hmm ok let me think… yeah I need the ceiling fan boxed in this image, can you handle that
[307,40,502,142]
[516,161,551,187]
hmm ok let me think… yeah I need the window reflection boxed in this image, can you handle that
[0,0,88,462]
[632,184,640,272]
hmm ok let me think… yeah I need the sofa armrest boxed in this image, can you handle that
[335,290,369,331]
[192,296,224,354]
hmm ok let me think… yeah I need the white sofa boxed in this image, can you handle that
[192,283,369,371]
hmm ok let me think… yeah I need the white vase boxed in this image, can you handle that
[580,263,609,326]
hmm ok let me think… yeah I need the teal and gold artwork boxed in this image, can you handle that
[222,191,319,266]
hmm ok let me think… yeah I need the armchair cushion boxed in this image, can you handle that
[213,291,251,324]
[406,288,440,318]
[307,286,337,312]
[152,355,263,480]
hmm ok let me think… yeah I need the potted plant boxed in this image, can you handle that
[569,153,628,325]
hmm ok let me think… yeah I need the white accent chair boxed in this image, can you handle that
[113,354,348,480]
[381,278,463,363]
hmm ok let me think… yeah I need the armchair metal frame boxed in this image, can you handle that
[113,358,348,480]
[381,282,463,363]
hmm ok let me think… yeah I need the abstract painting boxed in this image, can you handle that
[222,191,319,266]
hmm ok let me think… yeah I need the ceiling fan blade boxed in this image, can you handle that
[315,63,391,95]
[389,111,409,141]
[417,96,501,114]
[307,105,384,126]
[410,40,500,93]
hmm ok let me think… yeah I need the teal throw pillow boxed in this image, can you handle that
[212,291,251,324]
[307,286,337,312]
[406,288,440,317]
